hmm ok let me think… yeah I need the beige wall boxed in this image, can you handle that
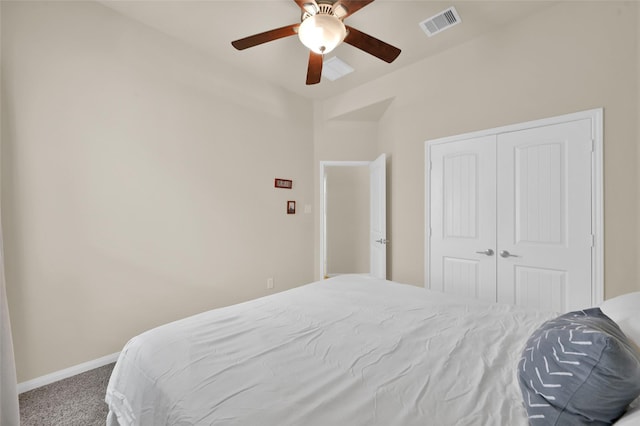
[1,1,315,382]
[315,1,640,297]
[326,165,369,275]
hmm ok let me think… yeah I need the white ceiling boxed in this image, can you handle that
[99,0,556,100]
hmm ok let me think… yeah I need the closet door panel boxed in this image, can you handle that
[514,142,565,245]
[496,119,593,312]
[513,266,566,312]
[429,136,497,302]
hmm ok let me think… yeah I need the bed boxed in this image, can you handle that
[105,275,640,425]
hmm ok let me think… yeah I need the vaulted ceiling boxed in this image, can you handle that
[100,1,556,100]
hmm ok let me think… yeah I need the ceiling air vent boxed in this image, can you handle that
[419,6,461,37]
[322,57,354,82]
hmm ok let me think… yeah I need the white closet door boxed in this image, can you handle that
[429,136,497,302]
[496,119,593,312]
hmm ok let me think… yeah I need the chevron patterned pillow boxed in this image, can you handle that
[517,308,640,425]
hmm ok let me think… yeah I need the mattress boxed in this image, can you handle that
[105,275,558,425]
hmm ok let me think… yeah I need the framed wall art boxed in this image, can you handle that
[275,178,292,189]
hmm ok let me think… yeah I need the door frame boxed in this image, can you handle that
[319,160,371,280]
[424,108,604,306]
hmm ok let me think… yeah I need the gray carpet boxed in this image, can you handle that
[19,362,115,426]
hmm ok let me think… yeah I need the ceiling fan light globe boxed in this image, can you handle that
[298,14,346,54]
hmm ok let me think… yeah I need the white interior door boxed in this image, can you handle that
[369,154,387,279]
[496,120,593,312]
[428,136,497,302]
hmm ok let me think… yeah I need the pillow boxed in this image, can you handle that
[600,292,640,348]
[517,308,640,425]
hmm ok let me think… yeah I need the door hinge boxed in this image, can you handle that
[591,234,595,247]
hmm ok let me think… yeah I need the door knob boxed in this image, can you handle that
[500,250,519,258]
[475,249,494,256]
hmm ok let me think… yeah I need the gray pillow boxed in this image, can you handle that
[517,308,640,425]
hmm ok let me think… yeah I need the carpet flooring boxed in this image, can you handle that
[19,362,115,426]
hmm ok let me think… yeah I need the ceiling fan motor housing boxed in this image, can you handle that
[301,1,346,19]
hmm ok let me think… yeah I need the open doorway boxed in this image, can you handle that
[325,164,369,277]
[319,154,387,280]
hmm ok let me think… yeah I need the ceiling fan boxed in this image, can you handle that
[231,0,401,85]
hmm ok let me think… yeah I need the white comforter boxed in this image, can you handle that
[105,275,557,425]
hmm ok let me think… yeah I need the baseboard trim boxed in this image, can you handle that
[17,351,120,395]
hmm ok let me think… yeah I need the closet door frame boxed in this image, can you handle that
[424,108,604,307]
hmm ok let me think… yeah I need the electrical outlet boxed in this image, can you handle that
[267,278,274,289]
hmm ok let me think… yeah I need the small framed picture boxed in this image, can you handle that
[275,178,293,189]
[287,201,296,214]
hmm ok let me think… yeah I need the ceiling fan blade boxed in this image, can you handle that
[231,24,299,50]
[334,0,374,18]
[344,25,401,63]
[306,52,323,85]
